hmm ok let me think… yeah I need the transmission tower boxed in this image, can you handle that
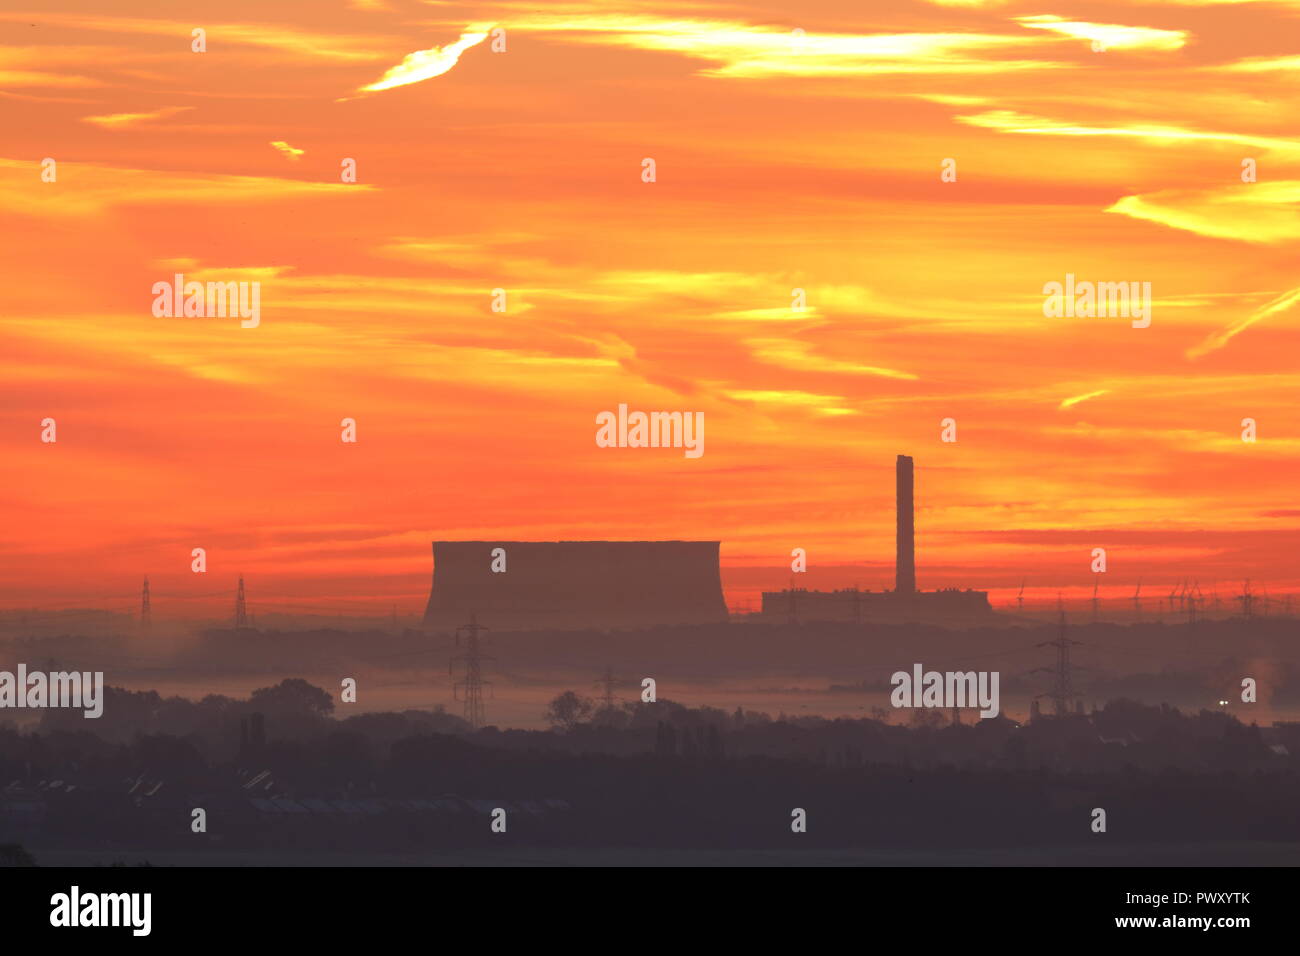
[450,613,493,729]
[1017,580,1025,615]
[140,577,152,632]
[1132,580,1142,621]
[234,576,249,629]
[1091,579,1100,622]
[594,665,621,715]
[1035,609,1084,716]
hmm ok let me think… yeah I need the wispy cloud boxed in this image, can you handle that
[746,338,918,380]
[270,140,305,161]
[725,389,856,415]
[0,69,103,88]
[358,27,491,92]
[505,15,1068,78]
[957,110,1300,155]
[0,158,372,217]
[1108,181,1300,243]
[0,12,390,61]
[1187,288,1300,359]
[1212,54,1300,72]
[1059,389,1110,410]
[1014,16,1188,51]
[82,106,192,129]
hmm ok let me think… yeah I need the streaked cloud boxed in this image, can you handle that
[0,69,104,88]
[0,12,389,61]
[724,389,856,415]
[82,106,192,129]
[1212,54,1300,72]
[1187,288,1300,358]
[1014,15,1188,51]
[506,15,1069,77]
[745,338,918,380]
[1059,388,1110,410]
[1108,181,1300,243]
[358,27,491,92]
[957,110,1300,155]
[0,157,372,217]
[270,140,306,161]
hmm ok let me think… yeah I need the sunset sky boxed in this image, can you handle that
[3,0,1299,620]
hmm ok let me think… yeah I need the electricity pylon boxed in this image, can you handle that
[451,613,492,729]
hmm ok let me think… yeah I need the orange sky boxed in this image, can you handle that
[2,0,1299,620]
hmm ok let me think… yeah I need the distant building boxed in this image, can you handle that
[423,540,729,632]
[760,586,992,622]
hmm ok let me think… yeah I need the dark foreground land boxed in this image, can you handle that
[23,842,1300,867]
[4,679,1300,865]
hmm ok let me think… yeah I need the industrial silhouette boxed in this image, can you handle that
[761,455,991,623]
[422,540,728,631]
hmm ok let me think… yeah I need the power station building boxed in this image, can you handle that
[761,455,992,623]
[422,540,729,632]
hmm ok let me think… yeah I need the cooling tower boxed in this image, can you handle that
[422,541,729,632]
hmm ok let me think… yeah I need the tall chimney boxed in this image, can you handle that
[896,455,915,594]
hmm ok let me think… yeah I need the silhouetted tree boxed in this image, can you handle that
[249,678,334,718]
[545,691,593,731]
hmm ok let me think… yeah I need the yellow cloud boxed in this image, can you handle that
[0,70,104,88]
[506,15,1068,77]
[1213,55,1300,72]
[1059,389,1110,410]
[359,27,491,92]
[958,110,1300,155]
[83,106,193,129]
[714,307,822,323]
[725,389,855,415]
[1187,288,1300,359]
[1107,181,1300,244]
[270,140,305,161]
[1014,15,1187,51]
